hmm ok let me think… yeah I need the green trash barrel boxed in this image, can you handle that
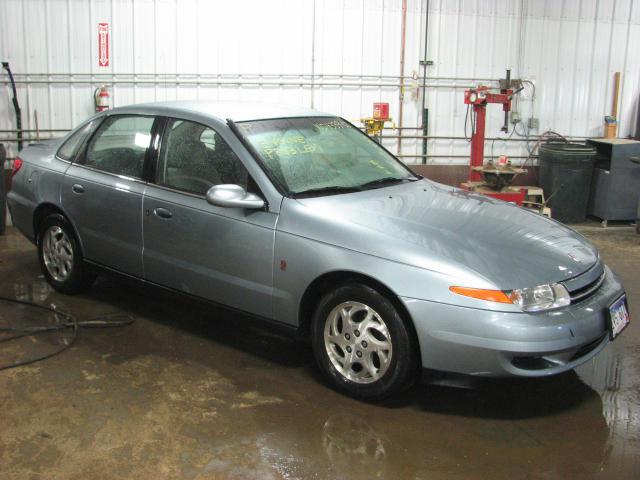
[539,142,597,223]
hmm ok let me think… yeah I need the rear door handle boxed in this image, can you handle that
[153,207,173,219]
[72,184,85,194]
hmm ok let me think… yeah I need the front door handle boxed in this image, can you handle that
[71,184,85,194]
[153,207,173,219]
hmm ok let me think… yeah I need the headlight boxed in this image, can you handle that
[508,283,570,312]
[449,283,571,312]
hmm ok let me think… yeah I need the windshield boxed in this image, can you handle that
[236,116,418,196]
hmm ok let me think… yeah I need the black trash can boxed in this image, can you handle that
[539,141,597,223]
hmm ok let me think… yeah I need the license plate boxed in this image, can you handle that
[608,294,630,340]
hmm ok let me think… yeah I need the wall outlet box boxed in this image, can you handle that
[510,111,521,124]
[528,117,539,130]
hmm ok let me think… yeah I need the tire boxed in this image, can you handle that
[311,283,418,400]
[37,213,95,294]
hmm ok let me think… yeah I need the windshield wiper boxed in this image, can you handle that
[292,185,363,198]
[358,177,414,189]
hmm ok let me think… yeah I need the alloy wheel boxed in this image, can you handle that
[324,301,393,384]
[42,226,74,282]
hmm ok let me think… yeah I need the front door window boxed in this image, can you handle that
[157,119,247,195]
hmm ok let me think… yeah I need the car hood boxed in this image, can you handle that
[278,179,598,290]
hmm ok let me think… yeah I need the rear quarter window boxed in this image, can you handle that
[57,120,100,161]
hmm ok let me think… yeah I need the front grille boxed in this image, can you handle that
[565,271,605,304]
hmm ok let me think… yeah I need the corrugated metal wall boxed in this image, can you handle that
[1,0,639,163]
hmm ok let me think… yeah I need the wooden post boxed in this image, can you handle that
[612,72,621,118]
[605,72,621,138]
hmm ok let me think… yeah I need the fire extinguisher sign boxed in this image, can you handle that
[98,23,109,67]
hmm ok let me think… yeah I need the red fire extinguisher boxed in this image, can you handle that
[94,86,110,112]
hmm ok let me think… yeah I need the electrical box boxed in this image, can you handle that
[528,117,539,130]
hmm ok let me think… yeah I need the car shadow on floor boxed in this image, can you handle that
[83,275,314,369]
[75,277,611,421]
[396,372,602,420]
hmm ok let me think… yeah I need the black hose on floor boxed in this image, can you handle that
[0,296,134,371]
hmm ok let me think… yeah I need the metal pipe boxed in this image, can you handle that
[2,62,23,151]
[0,134,589,143]
[0,152,539,160]
[0,129,69,133]
[0,137,59,142]
[310,0,316,108]
[0,78,479,89]
[422,108,428,163]
[398,154,536,159]
[0,72,500,81]
[397,0,408,154]
[502,69,510,132]
[420,0,430,163]
[378,130,590,139]
[0,129,589,139]
[0,127,445,132]
[380,135,535,141]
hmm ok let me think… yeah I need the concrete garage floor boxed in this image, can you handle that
[0,223,638,479]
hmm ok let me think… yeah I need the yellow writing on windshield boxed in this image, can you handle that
[369,159,393,175]
[258,136,319,160]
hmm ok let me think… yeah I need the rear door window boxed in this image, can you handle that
[83,115,155,178]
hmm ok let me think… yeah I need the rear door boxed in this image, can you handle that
[62,115,157,277]
[142,117,276,318]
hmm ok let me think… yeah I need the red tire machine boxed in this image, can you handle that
[461,70,526,204]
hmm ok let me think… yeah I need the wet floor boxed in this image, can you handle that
[0,224,638,479]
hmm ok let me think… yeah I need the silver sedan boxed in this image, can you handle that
[7,101,630,399]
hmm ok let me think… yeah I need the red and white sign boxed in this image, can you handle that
[98,23,110,67]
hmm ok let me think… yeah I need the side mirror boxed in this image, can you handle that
[206,184,265,210]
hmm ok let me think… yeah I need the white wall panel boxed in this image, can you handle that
[1,0,639,165]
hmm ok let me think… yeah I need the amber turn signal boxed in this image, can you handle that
[449,286,513,304]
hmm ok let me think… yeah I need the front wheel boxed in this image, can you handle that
[311,283,417,400]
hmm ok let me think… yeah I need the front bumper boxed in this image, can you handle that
[401,266,625,377]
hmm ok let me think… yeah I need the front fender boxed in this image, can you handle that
[272,230,522,327]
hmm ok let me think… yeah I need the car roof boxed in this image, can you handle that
[110,101,332,122]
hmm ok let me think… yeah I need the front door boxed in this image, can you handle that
[142,118,276,318]
[62,115,156,277]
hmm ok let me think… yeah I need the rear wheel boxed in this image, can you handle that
[311,283,417,400]
[37,214,95,294]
